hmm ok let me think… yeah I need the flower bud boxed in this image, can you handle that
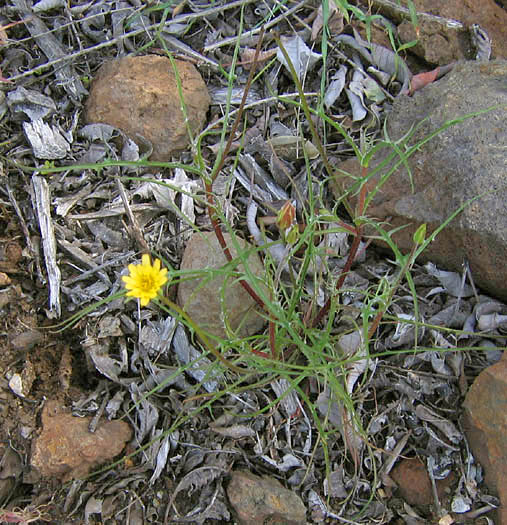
[277,200,296,231]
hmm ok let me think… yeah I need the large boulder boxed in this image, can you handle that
[331,60,507,301]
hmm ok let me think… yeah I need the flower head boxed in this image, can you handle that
[122,254,168,306]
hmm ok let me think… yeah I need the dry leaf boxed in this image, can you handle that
[311,3,343,41]
[471,24,491,61]
[324,65,347,108]
[277,35,322,82]
[268,135,319,160]
[33,0,66,12]
[172,0,187,17]
[240,48,277,70]
[0,28,7,47]
[408,64,455,95]
[211,424,256,439]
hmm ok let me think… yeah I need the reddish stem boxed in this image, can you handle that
[204,28,267,311]
[250,347,271,358]
[367,309,383,340]
[269,318,276,359]
[311,166,369,328]
[205,187,266,309]
[336,219,358,234]
[310,227,362,327]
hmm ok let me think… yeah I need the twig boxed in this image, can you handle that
[116,178,150,253]
[5,178,44,283]
[157,34,219,69]
[32,175,61,318]
[199,92,319,137]
[427,457,443,517]
[203,0,310,53]
[11,0,87,99]
[88,386,110,433]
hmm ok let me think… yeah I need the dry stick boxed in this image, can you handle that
[368,0,464,29]
[205,27,267,310]
[116,178,150,253]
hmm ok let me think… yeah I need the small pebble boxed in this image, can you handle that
[11,330,43,351]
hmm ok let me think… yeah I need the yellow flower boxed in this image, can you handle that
[122,254,168,306]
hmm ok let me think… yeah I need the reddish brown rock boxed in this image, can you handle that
[463,351,507,525]
[85,55,210,161]
[330,60,507,301]
[227,471,306,525]
[390,457,455,507]
[178,232,267,339]
[395,0,507,64]
[31,400,132,481]
[397,18,464,66]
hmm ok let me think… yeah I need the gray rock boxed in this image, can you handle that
[177,232,267,339]
[331,60,507,300]
[227,470,307,525]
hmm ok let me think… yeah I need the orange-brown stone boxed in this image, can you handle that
[464,351,507,524]
[85,55,210,160]
[31,400,132,480]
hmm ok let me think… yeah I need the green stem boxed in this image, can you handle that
[311,166,368,327]
[367,244,417,339]
[158,295,246,374]
[274,35,355,218]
